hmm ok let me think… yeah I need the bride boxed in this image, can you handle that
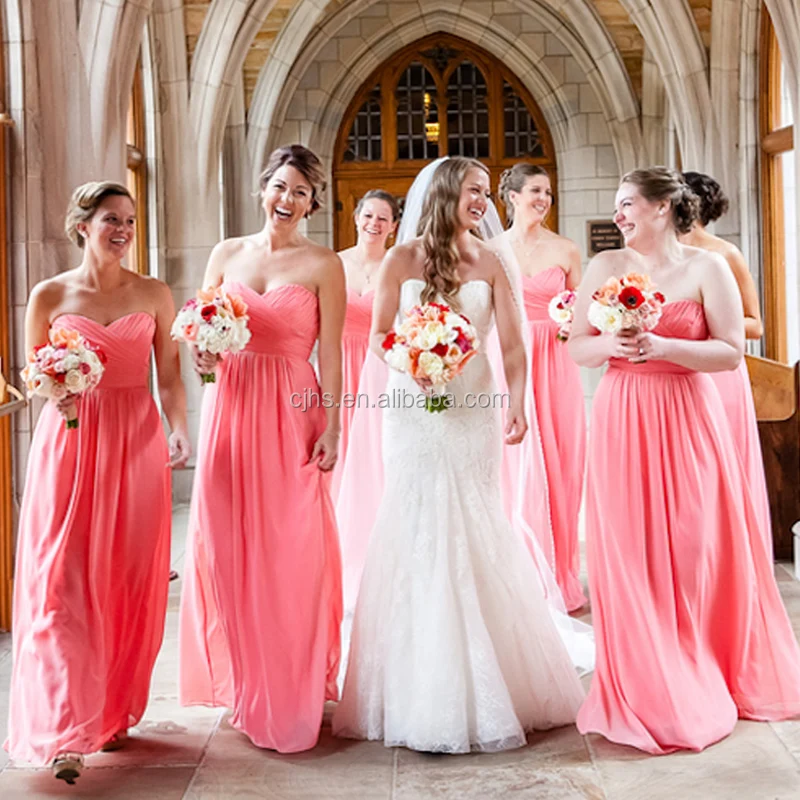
[332,157,588,754]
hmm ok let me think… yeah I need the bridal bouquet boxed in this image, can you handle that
[171,287,251,383]
[21,329,106,429]
[588,272,665,334]
[548,289,577,341]
[382,302,478,413]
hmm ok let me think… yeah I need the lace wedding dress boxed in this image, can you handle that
[332,278,587,753]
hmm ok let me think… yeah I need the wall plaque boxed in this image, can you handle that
[587,220,624,256]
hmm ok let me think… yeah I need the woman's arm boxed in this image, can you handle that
[193,240,236,375]
[564,240,582,291]
[635,251,744,372]
[152,280,190,468]
[309,251,346,471]
[369,247,406,358]
[24,280,62,354]
[491,258,528,445]
[725,246,763,340]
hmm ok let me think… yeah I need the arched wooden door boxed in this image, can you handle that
[333,33,558,249]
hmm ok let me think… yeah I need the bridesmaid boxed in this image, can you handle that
[570,167,800,754]
[179,144,345,753]
[493,163,587,611]
[332,189,398,500]
[679,171,771,552]
[6,181,190,782]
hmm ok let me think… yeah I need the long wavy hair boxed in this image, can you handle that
[416,157,489,309]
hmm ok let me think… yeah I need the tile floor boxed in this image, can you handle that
[1,507,800,798]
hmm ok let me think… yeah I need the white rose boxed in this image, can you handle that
[548,296,572,324]
[385,346,410,373]
[64,370,85,392]
[62,354,80,371]
[588,302,623,333]
[32,373,54,395]
[417,351,445,383]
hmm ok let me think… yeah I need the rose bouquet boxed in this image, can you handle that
[587,272,665,334]
[547,289,577,341]
[382,302,478,413]
[21,329,106,429]
[171,287,251,382]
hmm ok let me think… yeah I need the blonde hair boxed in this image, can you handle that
[65,181,134,248]
[417,157,489,309]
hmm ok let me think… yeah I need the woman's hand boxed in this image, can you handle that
[630,331,672,363]
[54,393,78,422]
[192,347,219,376]
[504,407,528,445]
[608,328,642,360]
[309,427,340,471]
[167,429,191,469]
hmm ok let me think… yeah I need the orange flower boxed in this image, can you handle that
[196,286,219,304]
[50,329,82,349]
[592,277,621,304]
[621,272,654,292]
[227,293,248,318]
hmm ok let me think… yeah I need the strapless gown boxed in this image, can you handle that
[5,312,170,765]
[577,300,800,754]
[330,289,373,500]
[333,279,587,753]
[179,282,342,753]
[710,362,772,555]
[513,266,586,610]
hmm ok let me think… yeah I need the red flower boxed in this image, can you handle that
[654,291,665,303]
[455,334,472,353]
[382,331,397,350]
[619,286,645,309]
[93,346,108,365]
[54,373,66,384]
[33,344,46,354]
[201,304,217,322]
[80,362,91,374]
[432,343,448,357]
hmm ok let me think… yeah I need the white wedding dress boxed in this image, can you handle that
[332,279,587,754]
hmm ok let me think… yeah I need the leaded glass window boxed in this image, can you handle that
[503,81,544,158]
[344,85,382,162]
[396,62,439,160]
[447,61,489,159]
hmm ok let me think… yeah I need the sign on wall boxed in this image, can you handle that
[587,220,624,256]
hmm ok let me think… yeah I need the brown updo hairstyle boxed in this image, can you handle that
[417,157,489,310]
[682,171,730,227]
[355,189,401,222]
[498,163,551,223]
[258,144,327,217]
[65,181,133,248]
[620,167,700,234]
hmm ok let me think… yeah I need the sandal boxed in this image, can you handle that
[52,752,83,784]
[100,729,128,752]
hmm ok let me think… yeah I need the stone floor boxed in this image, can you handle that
[2,508,800,798]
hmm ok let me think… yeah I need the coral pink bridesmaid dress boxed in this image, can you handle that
[179,282,342,753]
[517,267,587,611]
[6,312,171,765]
[577,300,800,754]
[330,288,373,501]
[710,362,773,554]
[335,348,387,611]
